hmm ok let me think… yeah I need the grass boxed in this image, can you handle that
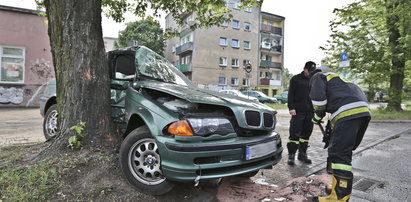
[266,103,288,110]
[0,147,59,202]
[371,109,411,120]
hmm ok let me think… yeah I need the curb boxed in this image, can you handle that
[305,127,411,177]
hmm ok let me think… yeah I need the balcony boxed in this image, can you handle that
[261,24,283,35]
[259,60,282,69]
[260,78,282,86]
[176,42,193,55]
[175,63,192,72]
[260,43,282,52]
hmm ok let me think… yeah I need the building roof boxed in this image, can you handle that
[0,5,44,15]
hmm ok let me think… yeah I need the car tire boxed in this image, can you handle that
[119,126,174,195]
[43,104,59,140]
[277,100,283,104]
[239,170,259,178]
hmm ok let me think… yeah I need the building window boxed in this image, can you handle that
[224,0,230,6]
[243,59,251,66]
[219,57,227,66]
[232,20,240,29]
[180,32,193,45]
[180,55,191,65]
[244,6,252,12]
[219,77,227,85]
[242,78,250,86]
[233,1,241,9]
[231,77,238,86]
[219,37,227,46]
[0,46,25,83]
[231,39,239,48]
[231,58,239,67]
[221,21,229,27]
[244,41,251,49]
[244,22,251,31]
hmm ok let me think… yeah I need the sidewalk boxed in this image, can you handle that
[0,108,45,145]
[349,129,411,202]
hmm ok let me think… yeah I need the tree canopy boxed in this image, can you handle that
[321,0,410,111]
[114,17,165,55]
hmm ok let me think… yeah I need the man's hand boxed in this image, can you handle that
[289,109,296,116]
[312,114,323,124]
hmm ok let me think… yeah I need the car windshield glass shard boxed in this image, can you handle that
[136,47,192,86]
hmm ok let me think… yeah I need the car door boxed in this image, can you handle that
[108,50,136,130]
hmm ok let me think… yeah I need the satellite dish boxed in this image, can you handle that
[244,63,252,73]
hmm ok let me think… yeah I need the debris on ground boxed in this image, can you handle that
[217,174,332,202]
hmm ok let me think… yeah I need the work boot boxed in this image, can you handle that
[313,170,353,202]
[298,142,312,164]
[287,154,295,165]
[287,141,298,166]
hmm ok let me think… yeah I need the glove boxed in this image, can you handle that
[312,114,323,124]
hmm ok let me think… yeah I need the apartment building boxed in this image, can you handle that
[258,12,285,96]
[164,2,284,95]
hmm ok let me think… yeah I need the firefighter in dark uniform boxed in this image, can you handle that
[309,69,371,202]
[286,61,316,165]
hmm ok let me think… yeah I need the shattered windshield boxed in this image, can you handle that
[136,47,192,86]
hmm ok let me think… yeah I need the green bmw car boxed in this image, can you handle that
[40,46,283,195]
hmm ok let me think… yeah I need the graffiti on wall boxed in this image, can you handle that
[30,58,54,82]
[0,58,54,106]
[0,87,24,104]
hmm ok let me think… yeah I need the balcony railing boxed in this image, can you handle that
[261,24,282,35]
[260,44,282,53]
[176,42,193,55]
[175,63,192,72]
[260,78,282,86]
[259,60,282,69]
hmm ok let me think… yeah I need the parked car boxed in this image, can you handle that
[274,91,288,104]
[241,91,277,103]
[219,89,259,102]
[39,46,283,195]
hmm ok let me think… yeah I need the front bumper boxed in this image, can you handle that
[156,132,282,182]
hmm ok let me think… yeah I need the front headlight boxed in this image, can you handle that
[187,118,235,136]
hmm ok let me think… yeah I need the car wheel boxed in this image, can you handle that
[119,126,174,195]
[277,100,283,104]
[239,170,259,178]
[43,104,58,140]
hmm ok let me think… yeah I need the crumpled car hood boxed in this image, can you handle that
[136,80,274,111]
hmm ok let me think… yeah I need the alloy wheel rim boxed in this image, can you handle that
[128,138,165,185]
[47,110,58,137]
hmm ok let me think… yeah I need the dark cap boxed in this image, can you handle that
[304,61,316,72]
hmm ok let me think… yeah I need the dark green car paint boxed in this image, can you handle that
[40,46,282,186]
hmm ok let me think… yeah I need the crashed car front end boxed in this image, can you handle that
[125,79,283,182]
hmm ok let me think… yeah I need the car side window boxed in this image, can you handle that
[115,54,136,80]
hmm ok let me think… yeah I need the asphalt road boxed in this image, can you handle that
[1,107,410,201]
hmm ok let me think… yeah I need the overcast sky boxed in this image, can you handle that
[0,0,355,74]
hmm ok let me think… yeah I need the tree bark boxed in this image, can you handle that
[44,0,118,152]
[385,0,404,112]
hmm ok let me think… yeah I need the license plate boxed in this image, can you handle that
[245,141,277,160]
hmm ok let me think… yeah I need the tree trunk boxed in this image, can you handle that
[44,0,118,152]
[385,0,404,112]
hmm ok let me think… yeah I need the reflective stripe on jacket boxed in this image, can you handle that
[309,72,371,127]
